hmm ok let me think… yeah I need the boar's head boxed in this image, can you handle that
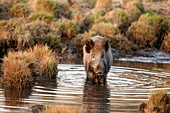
[84,36,110,84]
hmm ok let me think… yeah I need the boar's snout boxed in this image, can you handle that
[96,71,104,76]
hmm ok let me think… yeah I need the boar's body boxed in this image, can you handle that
[83,36,113,84]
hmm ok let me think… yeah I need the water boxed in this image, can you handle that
[0,61,170,113]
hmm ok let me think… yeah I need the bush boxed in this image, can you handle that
[2,45,58,89]
[10,3,30,17]
[128,21,156,48]
[139,91,170,113]
[72,11,93,33]
[82,0,97,8]
[138,12,170,48]
[55,19,80,40]
[29,12,56,22]
[0,2,12,20]
[2,51,32,89]
[124,0,144,24]
[71,31,97,53]
[21,21,61,50]
[105,8,128,33]
[33,0,60,13]
[110,34,137,53]
[28,45,58,78]
[91,22,119,38]
[94,0,112,11]
[161,33,170,53]
[0,19,25,50]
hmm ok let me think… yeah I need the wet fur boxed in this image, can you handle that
[83,36,113,84]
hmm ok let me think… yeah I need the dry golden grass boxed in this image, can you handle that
[41,105,86,113]
[29,44,58,78]
[139,90,170,113]
[71,30,97,53]
[2,51,31,89]
[91,22,119,38]
[128,21,156,48]
[10,3,30,17]
[94,0,112,11]
[29,12,56,22]
[2,44,58,89]
[30,0,60,13]
[161,33,170,52]
[55,19,80,40]
[105,8,128,26]
[124,0,144,24]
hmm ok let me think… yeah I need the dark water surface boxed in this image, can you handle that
[0,61,170,113]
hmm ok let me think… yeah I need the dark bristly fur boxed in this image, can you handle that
[83,36,113,84]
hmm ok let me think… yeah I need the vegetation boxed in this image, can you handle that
[56,19,80,40]
[94,0,112,11]
[139,91,170,113]
[161,33,170,52]
[2,51,31,89]
[124,0,144,24]
[32,0,60,13]
[105,8,128,33]
[128,21,156,48]
[41,105,85,113]
[0,0,170,90]
[29,12,56,22]
[2,45,58,89]
[91,22,119,38]
[10,3,30,17]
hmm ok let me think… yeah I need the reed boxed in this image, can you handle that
[2,44,58,89]
[2,51,31,89]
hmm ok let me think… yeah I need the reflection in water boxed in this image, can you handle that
[4,88,32,111]
[0,64,170,113]
[114,60,170,72]
[34,78,57,89]
[83,80,110,113]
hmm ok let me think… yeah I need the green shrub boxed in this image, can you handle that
[105,8,128,33]
[91,22,119,38]
[71,31,97,53]
[21,21,61,50]
[34,0,60,13]
[29,12,56,22]
[140,91,170,113]
[72,11,94,33]
[110,34,137,53]
[138,12,170,48]
[128,21,156,48]
[10,3,30,17]
[124,0,144,24]
[161,33,170,53]
[56,19,80,39]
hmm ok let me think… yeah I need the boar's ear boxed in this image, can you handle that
[105,40,109,52]
[85,39,94,53]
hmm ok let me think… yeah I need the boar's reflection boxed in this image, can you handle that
[83,80,110,113]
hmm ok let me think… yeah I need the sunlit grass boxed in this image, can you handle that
[42,105,86,113]
[2,51,31,89]
[139,90,170,112]
[2,44,58,89]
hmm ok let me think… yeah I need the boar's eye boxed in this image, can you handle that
[92,54,95,58]
[101,53,104,58]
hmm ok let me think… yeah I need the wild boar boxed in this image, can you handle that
[83,36,113,84]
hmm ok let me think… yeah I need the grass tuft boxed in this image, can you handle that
[128,21,156,48]
[10,3,30,17]
[2,44,58,89]
[29,12,56,22]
